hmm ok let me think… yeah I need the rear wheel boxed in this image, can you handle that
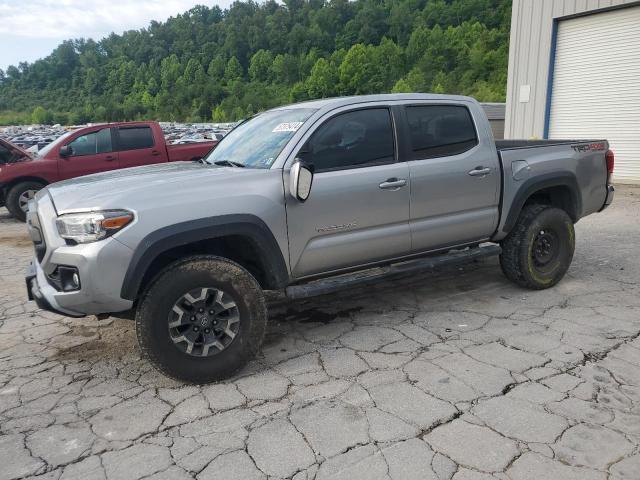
[500,205,575,289]
[6,181,45,221]
[135,255,267,383]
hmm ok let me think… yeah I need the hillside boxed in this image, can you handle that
[0,0,512,125]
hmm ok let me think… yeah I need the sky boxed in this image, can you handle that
[0,0,234,71]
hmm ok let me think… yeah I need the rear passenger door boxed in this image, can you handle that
[116,125,167,168]
[402,103,500,252]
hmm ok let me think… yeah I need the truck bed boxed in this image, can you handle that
[494,138,610,240]
[166,141,217,162]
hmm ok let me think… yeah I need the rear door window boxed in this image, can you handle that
[405,105,478,159]
[117,126,154,150]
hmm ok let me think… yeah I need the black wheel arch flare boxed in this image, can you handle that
[120,214,289,300]
[501,172,582,235]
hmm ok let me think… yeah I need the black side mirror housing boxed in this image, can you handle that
[59,145,72,157]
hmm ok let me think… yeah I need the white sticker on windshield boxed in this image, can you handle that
[272,122,303,133]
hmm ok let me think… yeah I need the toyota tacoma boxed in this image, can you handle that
[25,94,615,383]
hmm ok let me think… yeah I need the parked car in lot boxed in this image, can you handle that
[1,121,217,221]
[25,94,615,383]
[0,137,32,165]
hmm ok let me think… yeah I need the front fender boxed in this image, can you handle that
[120,214,289,300]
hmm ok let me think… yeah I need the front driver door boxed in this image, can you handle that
[58,127,118,180]
[285,106,411,279]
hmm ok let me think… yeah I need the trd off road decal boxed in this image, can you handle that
[571,142,606,153]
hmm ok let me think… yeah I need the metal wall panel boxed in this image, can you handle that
[505,0,638,139]
[549,6,640,182]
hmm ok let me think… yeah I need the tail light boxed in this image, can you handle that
[605,149,615,175]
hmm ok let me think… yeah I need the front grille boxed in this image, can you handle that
[26,211,47,262]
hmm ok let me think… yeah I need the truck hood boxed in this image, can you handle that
[0,138,33,164]
[46,161,270,213]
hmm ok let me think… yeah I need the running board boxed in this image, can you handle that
[285,244,502,299]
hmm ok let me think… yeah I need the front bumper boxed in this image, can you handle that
[599,185,615,212]
[26,261,85,317]
[24,193,135,317]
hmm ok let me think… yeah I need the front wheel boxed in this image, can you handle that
[135,256,267,383]
[6,181,45,221]
[500,205,575,289]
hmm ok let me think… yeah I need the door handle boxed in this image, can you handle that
[468,167,491,177]
[151,150,161,156]
[379,178,407,190]
[105,155,116,161]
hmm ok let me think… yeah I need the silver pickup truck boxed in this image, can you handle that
[25,94,615,383]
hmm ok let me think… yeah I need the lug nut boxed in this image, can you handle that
[193,326,199,332]
[209,310,214,315]
[212,320,217,325]
[190,316,195,321]
[199,308,204,313]
[204,328,210,334]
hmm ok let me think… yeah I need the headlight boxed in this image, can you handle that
[56,210,134,244]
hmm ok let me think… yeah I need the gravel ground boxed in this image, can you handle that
[1,186,639,480]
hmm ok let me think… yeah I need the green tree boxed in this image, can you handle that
[224,56,244,82]
[249,50,274,82]
[393,67,427,93]
[31,106,52,124]
[306,58,338,98]
[0,0,511,124]
[391,78,411,93]
[208,56,227,80]
[212,105,226,122]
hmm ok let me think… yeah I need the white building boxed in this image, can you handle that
[505,0,640,183]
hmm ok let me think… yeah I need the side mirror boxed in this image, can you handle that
[290,160,314,202]
[59,145,72,157]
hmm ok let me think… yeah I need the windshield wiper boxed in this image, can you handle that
[213,159,245,168]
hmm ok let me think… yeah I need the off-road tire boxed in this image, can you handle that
[6,181,45,222]
[135,255,267,383]
[500,205,575,290]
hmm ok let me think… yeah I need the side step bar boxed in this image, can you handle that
[285,244,502,299]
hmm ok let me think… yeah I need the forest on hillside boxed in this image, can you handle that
[0,0,512,125]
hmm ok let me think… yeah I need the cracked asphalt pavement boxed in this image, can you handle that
[2,186,640,480]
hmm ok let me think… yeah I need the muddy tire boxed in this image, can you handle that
[135,255,267,383]
[500,205,575,290]
[6,181,45,222]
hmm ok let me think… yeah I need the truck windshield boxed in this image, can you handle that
[204,108,316,168]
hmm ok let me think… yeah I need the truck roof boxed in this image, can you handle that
[272,93,477,112]
[75,121,160,128]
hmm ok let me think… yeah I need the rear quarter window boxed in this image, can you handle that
[406,105,478,160]
[117,126,154,150]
